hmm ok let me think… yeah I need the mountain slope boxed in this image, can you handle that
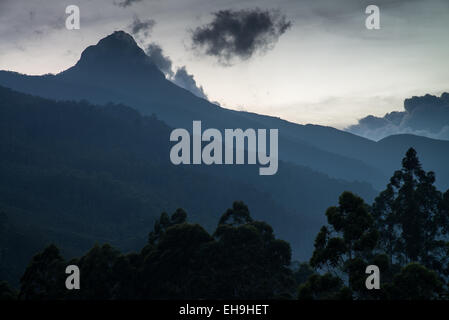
[0,31,384,187]
[375,134,449,187]
[237,110,449,190]
[0,86,377,285]
[2,31,448,190]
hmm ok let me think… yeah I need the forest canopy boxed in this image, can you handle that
[1,148,449,300]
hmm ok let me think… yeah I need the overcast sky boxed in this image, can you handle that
[1,0,448,129]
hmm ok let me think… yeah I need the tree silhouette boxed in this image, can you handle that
[373,148,449,274]
[148,208,187,245]
[212,201,294,299]
[10,202,295,300]
[303,148,449,300]
[298,273,352,300]
[7,148,449,300]
[308,191,380,298]
[383,263,443,300]
[19,244,66,300]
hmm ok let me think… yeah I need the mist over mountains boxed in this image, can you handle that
[1,31,449,285]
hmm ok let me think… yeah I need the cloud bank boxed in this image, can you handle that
[128,17,155,39]
[125,17,207,100]
[145,43,207,99]
[346,93,449,141]
[146,43,174,77]
[191,8,291,64]
[172,66,207,99]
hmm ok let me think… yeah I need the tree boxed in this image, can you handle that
[372,148,448,274]
[148,208,187,245]
[212,201,295,299]
[440,190,449,236]
[217,201,253,226]
[141,222,214,299]
[19,244,66,300]
[383,263,443,300]
[309,192,380,298]
[298,273,352,300]
[292,262,314,286]
[67,244,122,300]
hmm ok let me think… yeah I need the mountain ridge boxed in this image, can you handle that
[0,31,385,187]
[0,84,377,284]
[1,31,449,190]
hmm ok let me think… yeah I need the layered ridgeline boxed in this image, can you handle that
[1,32,449,190]
[0,85,375,286]
[0,31,448,285]
[0,31,442,190]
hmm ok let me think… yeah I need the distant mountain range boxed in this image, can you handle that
[1,31,448,190]
[0,31,448,285]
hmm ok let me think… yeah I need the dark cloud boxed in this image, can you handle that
[346,92,449,141]
[115,0,143,8]
[191,8,291,64]
[172,66,208,99]
[128,16,155,38]
[145,42,207,99]
[146,43,174,77]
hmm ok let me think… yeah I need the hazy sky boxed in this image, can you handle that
[1,0,448,128]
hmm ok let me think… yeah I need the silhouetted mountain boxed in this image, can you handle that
[248,111,449,190]
[1,31,448,288]
[2,32,448,191]
[0,86,376,285]
[0,31,384,187]
[375,134,449,186]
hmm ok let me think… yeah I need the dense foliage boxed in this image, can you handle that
[1,148,449,300]
[1,86,449,300]
[299,148,449,300]
[0,85,376,285]
[6,202,295,300]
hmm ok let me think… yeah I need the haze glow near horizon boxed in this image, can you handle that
[0,0,448,129]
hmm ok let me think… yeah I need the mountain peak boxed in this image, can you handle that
[57,30,166,91]
[74,31,150,70]
[97,31,140,50]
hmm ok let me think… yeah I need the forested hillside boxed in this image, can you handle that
[0,86,375,285]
